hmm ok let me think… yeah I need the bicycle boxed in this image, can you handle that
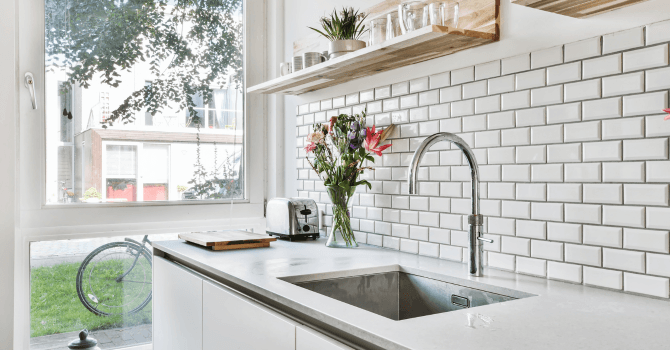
[76,235,153,317]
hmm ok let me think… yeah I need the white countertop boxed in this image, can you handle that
[153,238,670,350]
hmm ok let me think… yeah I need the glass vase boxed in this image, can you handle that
[325,185,358,248]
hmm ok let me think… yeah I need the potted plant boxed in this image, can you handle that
[304,112,394,247]
[82,187,102,203]
[309,7,368,59]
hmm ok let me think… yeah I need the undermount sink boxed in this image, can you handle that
[281,266,535,321]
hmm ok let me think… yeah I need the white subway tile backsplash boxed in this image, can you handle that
[623,44,669,72]
[502,91,531,111]
[564,163,601,183]
[419,90,440,106]
[584,225,622,248]
[488,111,515,130]
[516,257,547,276]
[646,66,670,92]
[564,37,601,62]
[475,60,501,80]
[517,183,547,201]
[547,102,581,124]
[502,54,530,75]
[582,97,622,121]
[646,20,670,45]
[392,82,409,96]
[564,121,601,142]
[647,161,670,182]
[604,248,646,273]
[430,72,451,89]
[463,81,487,99]
[565,204,602,225]
[583,184,622,204]
[548,222,583,243]
[488,75,515,95]
[584,266,622,289]
[565,243,602,266]
[624,138,668,161]
[400,94,419,109]
[602,205,645,228]
[547,62,581,85]
[532,240,564,261]
[516,69,546,90]
[531,85,564,107]
[602,162,645,182]
[452,67,475,85]
[502,128,531,146]
[602,27,644,54]
[547,143,581,163]
[623,91,668,117]
[410,77,430,93]
[564,80,601,103]
[451,99,475,117]
[532,164,564,182]
[624,273,670,298]
[475,95,501,114]
[602,117,644,140]
[623,227,669,253]
[547,183,582,202]
[516,145,546,163]
[602,72,644,98]
[517,220,546,239]
[531,125,564,144]
[548,262,582,283]
[582,54,622,79]
[647,253,670,277]
[532,46,563,69]
[516,107,546,127]
[502,236,531,256]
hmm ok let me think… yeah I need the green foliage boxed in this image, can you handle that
[31,261,151,338]
[187,125,242,200]
[309,7,368,41]
[177,185,187,193]
[45,0,243,127]
[82,187,101,200]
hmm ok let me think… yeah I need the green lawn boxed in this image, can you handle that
[31,260,152,338]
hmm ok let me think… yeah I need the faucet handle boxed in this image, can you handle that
[477,236,493,243]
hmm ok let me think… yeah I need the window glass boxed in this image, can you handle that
[45,0,245,204]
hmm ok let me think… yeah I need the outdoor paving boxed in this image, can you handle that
[29,324,152,350]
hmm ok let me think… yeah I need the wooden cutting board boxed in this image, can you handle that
[179,230,277,251]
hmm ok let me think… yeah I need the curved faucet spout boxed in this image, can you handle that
[407,132,488,277]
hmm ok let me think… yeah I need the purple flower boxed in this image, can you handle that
[351,121,359,130]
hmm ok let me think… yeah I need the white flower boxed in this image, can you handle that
[307,131,324,144]
[320,172,329,180]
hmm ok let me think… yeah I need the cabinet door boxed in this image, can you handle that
[153,256,203,350]
[202,280,297,350]
[296,325,354,350]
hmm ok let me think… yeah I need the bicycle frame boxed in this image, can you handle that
[115,235,152,282]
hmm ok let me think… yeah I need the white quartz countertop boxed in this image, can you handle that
[153,238,670,350]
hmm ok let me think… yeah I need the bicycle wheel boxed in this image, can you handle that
[76,241,153,316]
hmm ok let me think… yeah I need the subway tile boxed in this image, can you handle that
[547,143,581,163]
[502,53,530,75]
[360,89,374,103]
[429,197,450,212]
[451,99,475,117]
[582,54,622,79]
[502,90,531,111]
[584,266,622,289]
[502,200,531,219]
[623,44,669,72]
[564,79,601,103]
[410,77,429,93]
[564,37,602,62]
[375,85,391,99]
[531,202,564,221]
[487,111,515,130]
[583,184,622,204]
[320,99,333,110]
[440,213,462,230]
[502,236,531,256]
[419,90,440,106]
[531,125,563,144]
[502,164,531,182]
[565,243,602,266]
[488,217,516,236]
[430,71,451,89]
[516,145,546,163]
[383,97,400,112]
[531,85,564,107]
[602,162,645,182]
[564,163,601,183]
[516,183,547,201]
[346,93,360,106]
[429,102,451,119]
[426,227,446,243]
[624,273,670,298]
[516,257,547,276]
[463,115,486,132]
[547,183,582,202]
[440,244,463,261]
[647,253,670,277]
[532,240,564,261]
[400,93,418,109]
[463,80,488,99]
[623,138,668,161]
[531,164,564,182]
[451,66,475,85]
[383,236,400,250]
[475,60,501,80]
[582,97,622,121]
[624,227,669,253]
[602,117,644,140]
[548,262,582,283]
[531,46,563,69]
[419,242,440,257]
[646,114,670,138]
[548,222,583,243]
[488,75,515,95]
[547,62,581,85]
[646,67,670,92]
[602,27,644,54]
[419,212,440,227]
[367,100,383,114]
[516,220,546,239]
[584,225,622,248]
[451,230,470,247]
[602,72,644,97]
[602,205,645,228]
[392,81,409,96]
[647,207,670,230]
[475,130,500,148]
[564,121,601,142]
[516,107,546,127]
[440,118,462,133]
[516,69,546,90]
[547,102,581,124]
[309,101,321,112]
[565,203,601,225]
[488,147,515,164]
[647,20,670,45]
[603,248,646,273]
[647,161,670,182]
[488,183,515,200]
[583,140,621,162]
[475,95,501,114]
[623,91,668,117]
[399,239,419,254]
[502,128,531,146]
[488,252,516,271]
[298,103,310,114]
[411,107,430,123]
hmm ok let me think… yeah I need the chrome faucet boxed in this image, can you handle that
[408,132,493,277]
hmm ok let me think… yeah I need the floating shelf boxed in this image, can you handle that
[511,0,648,18]
[247,25,498,95]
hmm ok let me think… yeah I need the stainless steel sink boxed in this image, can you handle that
[282,267,535,321]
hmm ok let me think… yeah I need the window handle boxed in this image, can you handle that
[24,72,37,109]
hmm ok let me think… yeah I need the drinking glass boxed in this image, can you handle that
[386,13,401,40]
[444,0,460,28]
[428,2,446,26]
[369,18,387,46]
[398,1,424,34]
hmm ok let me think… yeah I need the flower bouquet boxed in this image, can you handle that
[304,111,394,247]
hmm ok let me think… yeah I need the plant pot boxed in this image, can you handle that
[328,40,366,59]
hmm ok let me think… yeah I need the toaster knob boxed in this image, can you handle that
[302,225,310,232]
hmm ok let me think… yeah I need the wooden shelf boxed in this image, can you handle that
[511,0,648,18]
[247,25,498,95]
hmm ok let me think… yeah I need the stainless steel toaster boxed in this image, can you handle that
[266,198,320,241]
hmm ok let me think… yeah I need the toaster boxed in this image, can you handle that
[266,198,320,241]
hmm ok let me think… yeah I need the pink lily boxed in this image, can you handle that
[364,126,392,157]
[664,108,670,121]
[304,142,316,153]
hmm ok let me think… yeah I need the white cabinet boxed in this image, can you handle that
[153,256,203,350]
[296,325,354,350]
[202,280,297,350]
